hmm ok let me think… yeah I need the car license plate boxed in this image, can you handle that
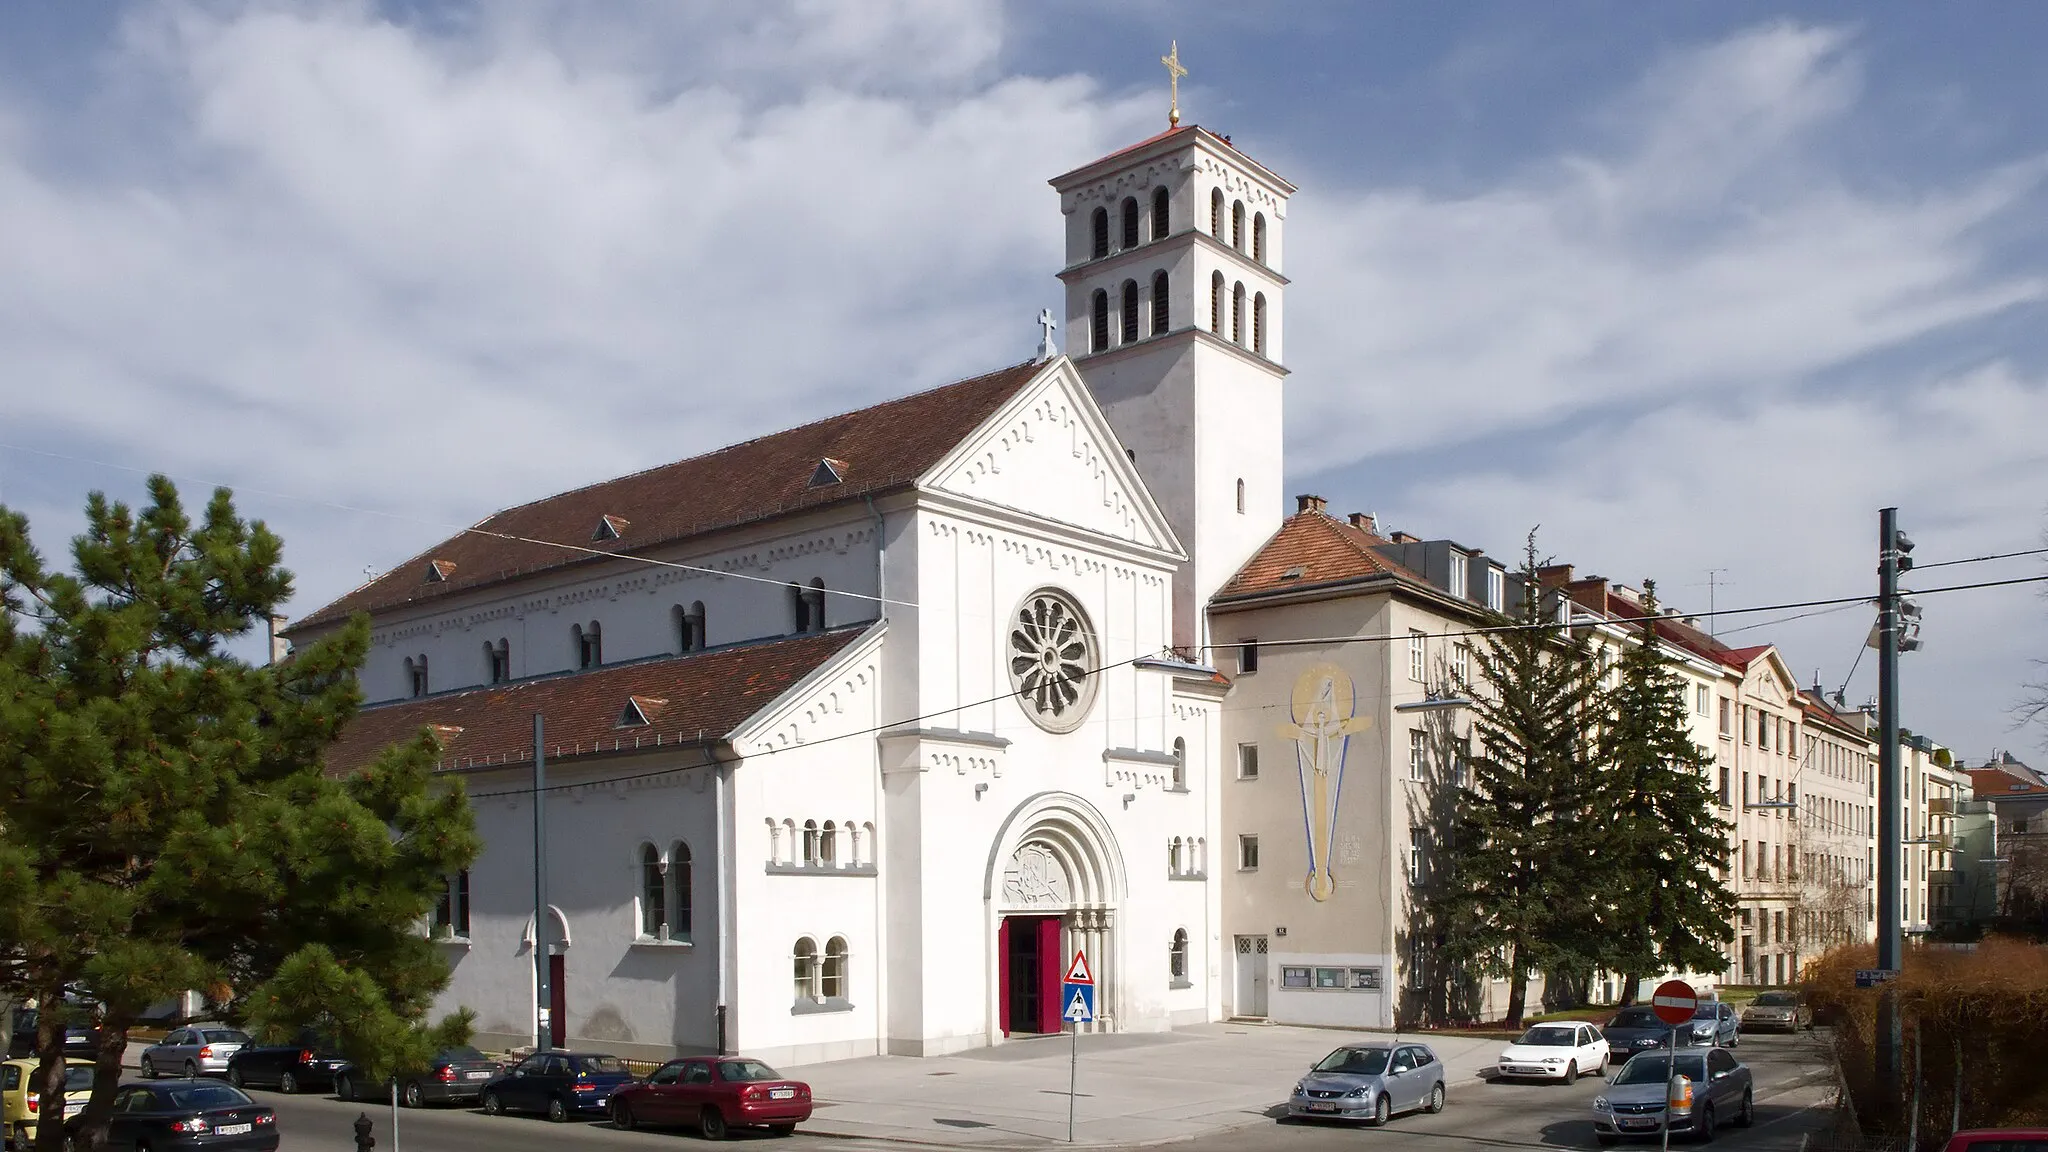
[770,1088,796,1100]
[466,1071,491,1080]
[1621,1118,1656,1130]
[1309,1103,1337,1113]
[216,1124,253,1136]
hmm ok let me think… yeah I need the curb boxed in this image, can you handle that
[800,1112,1271,1151]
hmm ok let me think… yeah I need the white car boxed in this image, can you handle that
[1495,1022,1609,1084]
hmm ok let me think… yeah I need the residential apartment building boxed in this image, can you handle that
[1796,693,1877,953]
[1901,733,1968,935]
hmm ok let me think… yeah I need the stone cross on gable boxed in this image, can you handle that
[1036,308,1058,363]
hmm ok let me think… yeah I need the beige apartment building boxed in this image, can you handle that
[1796,694,1878,956]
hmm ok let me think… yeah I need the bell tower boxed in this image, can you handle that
[1049,118,1294,652]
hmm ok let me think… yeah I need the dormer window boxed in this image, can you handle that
[618,696,664,728]
[1486,569,1505,612]
[592,515,628,542]
[808,458,846,488]
[424,559,456,584]
[574,621,602,669]
[1449,552,1469,599]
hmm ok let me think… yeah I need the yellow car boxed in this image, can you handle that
[2,1058,94,1150]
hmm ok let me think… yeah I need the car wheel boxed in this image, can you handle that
[404,1082,426,1109]
[183,1061,199,1080]
[140,1056,157,1080]
[613,1101,636,1131]
[1562,1061,1577,1086]
[700,1105,729,1141]
[481,1091,505,1117]
[1427,1083,1446,1114]
[335,1073,355,1102]
[1737,1088,1754,1128]
[279,1070,299,1095]
[547,1096,570,1123]
[227,1067,245,1088]
[14,1122,31,1151]
[1694,1102,1715,1143]
[768,1123,796,1137]
[1370,1094,1390,1126]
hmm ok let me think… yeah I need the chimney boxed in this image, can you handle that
[266,614,291,665]
[1390,531,1421,544]
[1348,512,1380,535]
[1295,494,1328,515]
[1536,563,1574,589]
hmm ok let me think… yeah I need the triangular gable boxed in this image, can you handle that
[919,358,1182,558]
[1744,647,1798,705]
[727,622,888,758]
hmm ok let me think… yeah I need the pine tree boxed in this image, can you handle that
[1595,579,1736,996]
[1399,705,1490,1027]
[1456,532,1608,1028]
[0,478,479,1152]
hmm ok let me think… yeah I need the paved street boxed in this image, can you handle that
[233,1030,1834,1152]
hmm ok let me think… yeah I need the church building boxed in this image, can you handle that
[292,118,1296,1066]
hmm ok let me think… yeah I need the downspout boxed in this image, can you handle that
[715,747,731,1054]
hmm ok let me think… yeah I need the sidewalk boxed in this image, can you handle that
[794,1023,1503,1149]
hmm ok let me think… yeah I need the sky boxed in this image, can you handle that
[0,1,2043,759]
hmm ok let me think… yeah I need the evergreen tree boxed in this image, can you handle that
[1456,532,1607,1028]
[1595,579,1736,996]
[1399,705,1489,1027]
[0,478,479,1152]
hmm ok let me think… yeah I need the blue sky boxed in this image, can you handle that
[0,1,2043,757]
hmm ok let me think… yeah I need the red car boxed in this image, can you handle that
[608,1056,812,1140]
[1942,1131,2048,1151]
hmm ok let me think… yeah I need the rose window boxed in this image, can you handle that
[1007,588,1098,733]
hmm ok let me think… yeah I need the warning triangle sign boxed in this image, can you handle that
[1064,950,1093,985]
[1065,989,1092,1022]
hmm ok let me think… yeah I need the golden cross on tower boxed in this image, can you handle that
[1161,41,1187,127]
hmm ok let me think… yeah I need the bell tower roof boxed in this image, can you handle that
[1050,124,1295,198]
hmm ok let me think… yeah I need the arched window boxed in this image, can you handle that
[1090,289,1109,353]
[1232,201,1245,251]
[1090,207,1108,259]
[1150,270,1169,335]
[639,843,667,938]
[1151,186,1170,240]
[575,622,601,669]
[671,841,693,940]
[1120,196,1139,250]
[793,578,826,634]
[1172,736,1187,789]
[1210,272,1224,333]
[405,655,428,698]
[1196,836,1207,872]
[823,936,849,1000]
[793,937,819,1002]
[1170,928,1189,982]
[485,639,510,684]
[782,819,797,864]
[1232,282,1245,344]
[1120,280,1139,343]
[675,602,706,652]
[1253,292,1267,355]
[820,821,837,866]
[1169,837,1183,875]
[1236,478,1246,514]
[803,820,820,866]
[766,819,783,865]
[1210,189,1224,237]
[1253,212,1267,264]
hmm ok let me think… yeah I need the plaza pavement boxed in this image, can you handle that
[791,1022,1505,1149]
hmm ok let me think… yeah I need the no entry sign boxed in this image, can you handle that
[1651,979,1698,1026]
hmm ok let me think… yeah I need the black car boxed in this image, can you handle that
[6,1009,98,1060]
[68,1079,278,1152]
[480,1051,638,1123]
[334,1047,504,1108]
[223,1032,348,1094]
[1601,1005,1681,1062]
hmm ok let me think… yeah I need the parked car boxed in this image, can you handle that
[140,1025,252,1079]
[68,1079,278,1152]
[224,1032,349,1094]
[2,1057,94,1150]
[1602,1006,1680,1061]
[333,1047,503,1108]
[5,1010,97,1061]
[1495,1022,1609,1084]
[1941,1130,2048,1151]
[1740,991,1812,1033]
[1284,1042,1446,1126]
[1592,1048,1753,1145]
[609,1056,813,1139]
[1682,1001,1741,1048]
[479,1051,637,1123]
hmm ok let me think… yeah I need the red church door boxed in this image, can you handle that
[997,915,1064,1036]
[548,953,566,1047]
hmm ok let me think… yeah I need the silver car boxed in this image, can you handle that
[138,1025,251,1079]
[1592,1048,1754,1145]
[1285,1042,1446,1126]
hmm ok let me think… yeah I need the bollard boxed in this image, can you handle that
[353,1112,376,1152]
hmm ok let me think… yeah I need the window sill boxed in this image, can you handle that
[1235,774,1259,783]
[1169,871,1208,882]
[429,935,472,949]
[1165,785,1190,795]
[1168,980,1193,991]
[791,997,854,1017]
[766,862,879,877]
[630,937,695,950]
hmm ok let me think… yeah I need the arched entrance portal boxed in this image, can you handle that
[985,794,1126,1040]
[521,906,571,1047]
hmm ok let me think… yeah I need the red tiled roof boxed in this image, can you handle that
[290,362,1045,632]
[1215,509,1415,599]
[320,627,867,777]
[1722,645,1772,670]
[1968,767,2044,797]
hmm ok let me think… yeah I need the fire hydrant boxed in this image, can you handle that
[353,1112,376,1152]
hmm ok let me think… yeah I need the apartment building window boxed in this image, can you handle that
[1719,698,1733,737]
[1696,685,1709,715]
[1238,640,1259,676]
[1450,643,1471,686]
[1743,706,1754,744]
[1758,715,1770,752]
[1449,552,1469,598]
[1743,774,1751,807]
[1407,829,1426,886]
[1238,835,1260,871]
[1409,631,1427,682]
[1237,743,1259,780]
[1718,764,1731,807]
[1741,841,1750,879]
[1485,568,1504,612]
[1410,730,1427,781]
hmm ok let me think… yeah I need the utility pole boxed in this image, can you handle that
[1875,508,1917,1119]
[532,712,552,1051]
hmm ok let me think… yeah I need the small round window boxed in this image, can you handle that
[1007,588,1099,734]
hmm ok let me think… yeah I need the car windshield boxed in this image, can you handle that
[576,1056,628,1076]
[202,1031,249,1044]
[1692,1004,1719,1019]
[1614,1055,1708,1086]
[1313,1048,1391,1076]
[1753,992,1800,1007]
[163,1084,251,1110]
[720,1060,784,1082]
[437,1047,487,1062]
[1609,1007,1661,1028]
[1517,1026,1576,1047]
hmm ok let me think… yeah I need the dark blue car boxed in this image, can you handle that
[480,1051,637,1123]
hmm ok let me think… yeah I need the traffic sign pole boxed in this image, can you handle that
[1062,949,1094,1144]
[1648,978,1697,1151]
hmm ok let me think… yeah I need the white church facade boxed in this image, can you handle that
[293,123,1296,1065]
